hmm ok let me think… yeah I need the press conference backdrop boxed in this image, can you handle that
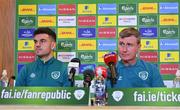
[16,0,180,88]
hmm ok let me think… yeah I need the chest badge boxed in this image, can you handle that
[30,73,36,78]
[51,71,61,79]
[138,71,148,80]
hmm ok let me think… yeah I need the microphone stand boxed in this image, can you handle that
[68,68,76,87]
[7,76,15,87]
[109,63,117,88]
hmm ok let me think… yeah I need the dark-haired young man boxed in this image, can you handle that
[16,27,70,86]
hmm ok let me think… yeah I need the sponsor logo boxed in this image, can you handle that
[98,51,108,62]
[78,28,96,38]
[78,52,95,63]
[139,15,157,26]
[160,64,179,74]
[98,4,116,14]
[139,27,157,38]
[80,64,95,74]
[139,52,158,62]
[160,52,179,62]
[139,3,158,13]
[160,15,178,25]
[119,4,136,13]
[18,40,34,50]
[159,2,178,13]
[98,40,117,50]
[19,16,36,26]
[78,40,96,50]
[118,15,137,26]
[141,39,158,50]
[98,16,116,26]
[18,5,36,15]
[160,39,179,50]
[18,52,35,62]
[112,91,124,102]
[78,16,96,26]
[78,4,96,14]
[58,16,76,26]
[57,52,76,62]
[58,28,76,38]
[58,4,76,14]
[57,40,75,51]
[38,16,56,26]
[160,27,179,38]
[98,28,116,38]
[18,28,35,38]
[38,4,56,15]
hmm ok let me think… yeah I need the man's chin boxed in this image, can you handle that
[36,53,43,57]
[121,58,131,62]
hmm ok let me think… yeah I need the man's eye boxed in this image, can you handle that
[40,39,46,43]
[127,43,134,47]
[119,42,124,46]
[127,43,132,46]
[34,40,37,44]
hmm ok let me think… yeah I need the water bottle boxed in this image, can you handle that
[173,69,180,88]
[94,76,106,106]
[0,69,8,87]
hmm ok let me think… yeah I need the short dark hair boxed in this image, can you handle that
[119,27,141,44]
[33,27,56,42]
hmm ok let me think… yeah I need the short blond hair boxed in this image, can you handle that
[119,27,141,44]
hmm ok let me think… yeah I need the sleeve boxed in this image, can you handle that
[151,64,165,87]
[62,64,71,87]
[15,66,27,86]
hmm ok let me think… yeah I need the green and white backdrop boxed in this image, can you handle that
[14,0,180,106]
[16,0,180,88]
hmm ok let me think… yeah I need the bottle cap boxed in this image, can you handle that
[176,70,180,77]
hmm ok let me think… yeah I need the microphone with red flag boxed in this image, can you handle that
[95,66,107,79]
[94,66,107,106]
[104,52,118,87]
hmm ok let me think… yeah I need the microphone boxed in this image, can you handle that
[94,66,107,106]
[104,52,118,86]
[83,69,94,87]
[7,76,16,87]
[68,58,81,87]
[95,66,107,79]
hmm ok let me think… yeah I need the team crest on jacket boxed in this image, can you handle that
[30,73,36,78]
[51,71,61,79]
[138,71,148,80]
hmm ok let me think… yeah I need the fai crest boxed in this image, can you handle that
[112,91,124,102]
[138,71,148,80]
[51,71,60,79]
[74,90,85,100]
[30,73,36,78]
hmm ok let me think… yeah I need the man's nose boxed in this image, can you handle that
[122,45,128,51]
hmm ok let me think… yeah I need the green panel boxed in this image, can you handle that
[107,88,180,106]
[0,87,89,105]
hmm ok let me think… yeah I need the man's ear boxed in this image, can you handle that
[51,42,56,50]
[138,44,141,50]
